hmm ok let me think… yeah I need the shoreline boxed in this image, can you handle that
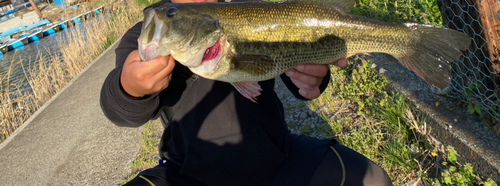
[0,0,145,142]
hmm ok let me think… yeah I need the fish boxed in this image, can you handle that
[137,0,471,102]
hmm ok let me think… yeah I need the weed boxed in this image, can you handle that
[123,120,162,183]
[103,34,115,50]
[309,57,421,183]
[296,101,305,108]
[352,0,443,26]
[416,146,498,186]
[299,123,314,134]
[306,56,497,184]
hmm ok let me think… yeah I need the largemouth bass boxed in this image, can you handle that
[138,0,471,102]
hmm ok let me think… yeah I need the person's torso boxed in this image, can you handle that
[158,64,290,186]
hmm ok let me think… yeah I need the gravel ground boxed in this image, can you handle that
[274,76,331,139]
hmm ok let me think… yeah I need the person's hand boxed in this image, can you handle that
[120,50,175,98]
[285,58,348,99]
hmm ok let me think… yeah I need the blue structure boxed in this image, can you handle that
[0,51,3,58]
[7,42,23,50]
[0,14,15,23]
[4,9,14,15]
[85,9,100,19]
[59,23,66,30]
[42,28,55,36]
[94,9,100,18]
[0,6,105,54]
[27,35,38,42]
[17,33,28,44]
[31,28,43,36]
[4,39,24,51]
[72,17,81,24]
[0,26,26,40]
[25,20,50,31]
[53,0,67,8]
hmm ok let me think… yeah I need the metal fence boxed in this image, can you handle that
[438,0,500,131]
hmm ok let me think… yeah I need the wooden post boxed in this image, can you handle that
[475,0,500,75]
[28,0,42,20]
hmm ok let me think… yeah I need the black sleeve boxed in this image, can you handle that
[280,69,331,100]
[99,22,161,127]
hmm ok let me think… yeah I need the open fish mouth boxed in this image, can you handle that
[190,38,225,73]
[202,38,221,63]
[138,9,168,61]
[139,40,160,61]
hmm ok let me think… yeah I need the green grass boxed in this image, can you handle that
[122,120,163,184]
[308,58,420,183]
[352,0,443,26]
[305,57,496,185]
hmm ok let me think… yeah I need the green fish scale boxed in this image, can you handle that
[209,2,413,82]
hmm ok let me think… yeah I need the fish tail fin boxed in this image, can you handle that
[395,23,471,90]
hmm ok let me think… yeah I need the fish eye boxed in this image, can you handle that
[167,7,177,18]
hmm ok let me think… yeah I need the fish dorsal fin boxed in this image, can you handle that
[267,0,355,12]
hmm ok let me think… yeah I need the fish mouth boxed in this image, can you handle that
[190,38,224,73]
[201,39,221,63]
[138,10,169,61]
[139,40,160,61]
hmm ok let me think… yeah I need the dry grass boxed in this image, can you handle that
[0,0,146,142]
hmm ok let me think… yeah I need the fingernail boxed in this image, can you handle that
[297,65,305,71]
[286,70,294,77]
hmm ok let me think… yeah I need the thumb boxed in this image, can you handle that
[333,58,347,68]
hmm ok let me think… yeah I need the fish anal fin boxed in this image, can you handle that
[231,82,262,103]
[231,54,275,75]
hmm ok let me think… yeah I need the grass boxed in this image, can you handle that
[344,0,496,184]
[302,57,497,185]
[0,0,151,142]
[352,0,443,26]
[122,119,163,184]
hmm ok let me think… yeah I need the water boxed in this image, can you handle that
[0,24,84,93]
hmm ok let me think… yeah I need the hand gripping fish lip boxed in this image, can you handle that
[139,39,160,61]
[138,10,170,61]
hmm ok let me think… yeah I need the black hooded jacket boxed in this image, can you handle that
[100,1,331,185]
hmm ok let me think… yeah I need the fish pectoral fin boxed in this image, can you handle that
[231,82,262,103]
[231,54,274,75]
